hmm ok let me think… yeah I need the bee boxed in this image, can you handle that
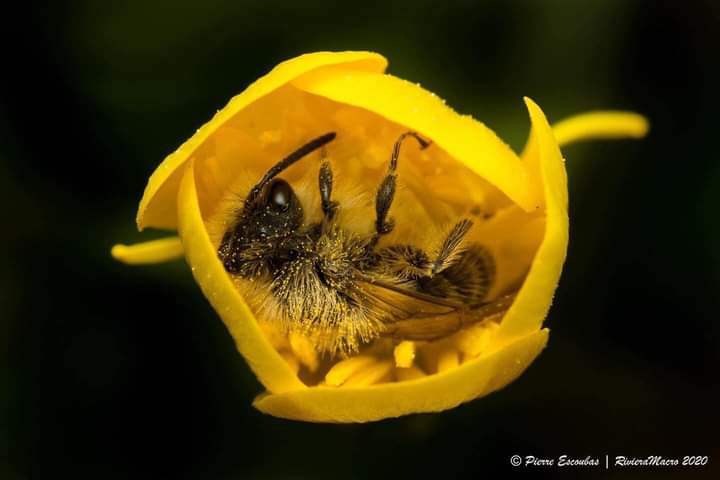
[218,132,515,355]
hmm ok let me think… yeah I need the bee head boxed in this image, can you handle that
[219,178,303,274]
[218,132,336,275]
[245,178,305,239]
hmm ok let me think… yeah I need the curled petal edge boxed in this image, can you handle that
[177,159,307,394]
[492,97,568,346]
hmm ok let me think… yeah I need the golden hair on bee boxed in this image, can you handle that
[207,132,509,356]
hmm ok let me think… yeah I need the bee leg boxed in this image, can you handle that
[430,219,474,275]
[319,150,338,220]
[376,245,433,279]
[377,220,473,279]
[418,243,496,306]
[373,132,431,241]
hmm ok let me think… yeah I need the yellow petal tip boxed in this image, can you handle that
[110,237,184,265]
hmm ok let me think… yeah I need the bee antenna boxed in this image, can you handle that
[389,131,431,173]
[244,132,337,211]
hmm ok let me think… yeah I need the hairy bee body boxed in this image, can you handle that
[222,216,495,354]
[218,132,506,355]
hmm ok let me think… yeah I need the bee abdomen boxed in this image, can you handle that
[417,244,495,306]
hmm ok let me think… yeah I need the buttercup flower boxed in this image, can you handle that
[112,51,648,422]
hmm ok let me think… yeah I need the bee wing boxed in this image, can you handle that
[357,274,516,341]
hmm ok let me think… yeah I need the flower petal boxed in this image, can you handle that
[253,328,548,422]
[291,67,537,211]
[552,111,649,147]
[176,159,306,393]
[493,98,569,346]
[138,51,388,231]
[110,237,184,265]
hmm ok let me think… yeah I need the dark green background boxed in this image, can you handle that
[3,1,719,478]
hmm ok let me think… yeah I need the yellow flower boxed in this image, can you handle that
[112,51,648,422]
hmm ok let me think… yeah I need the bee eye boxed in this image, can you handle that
[267,180,292,212]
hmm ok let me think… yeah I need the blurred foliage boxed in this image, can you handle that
[2,1,719,478]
